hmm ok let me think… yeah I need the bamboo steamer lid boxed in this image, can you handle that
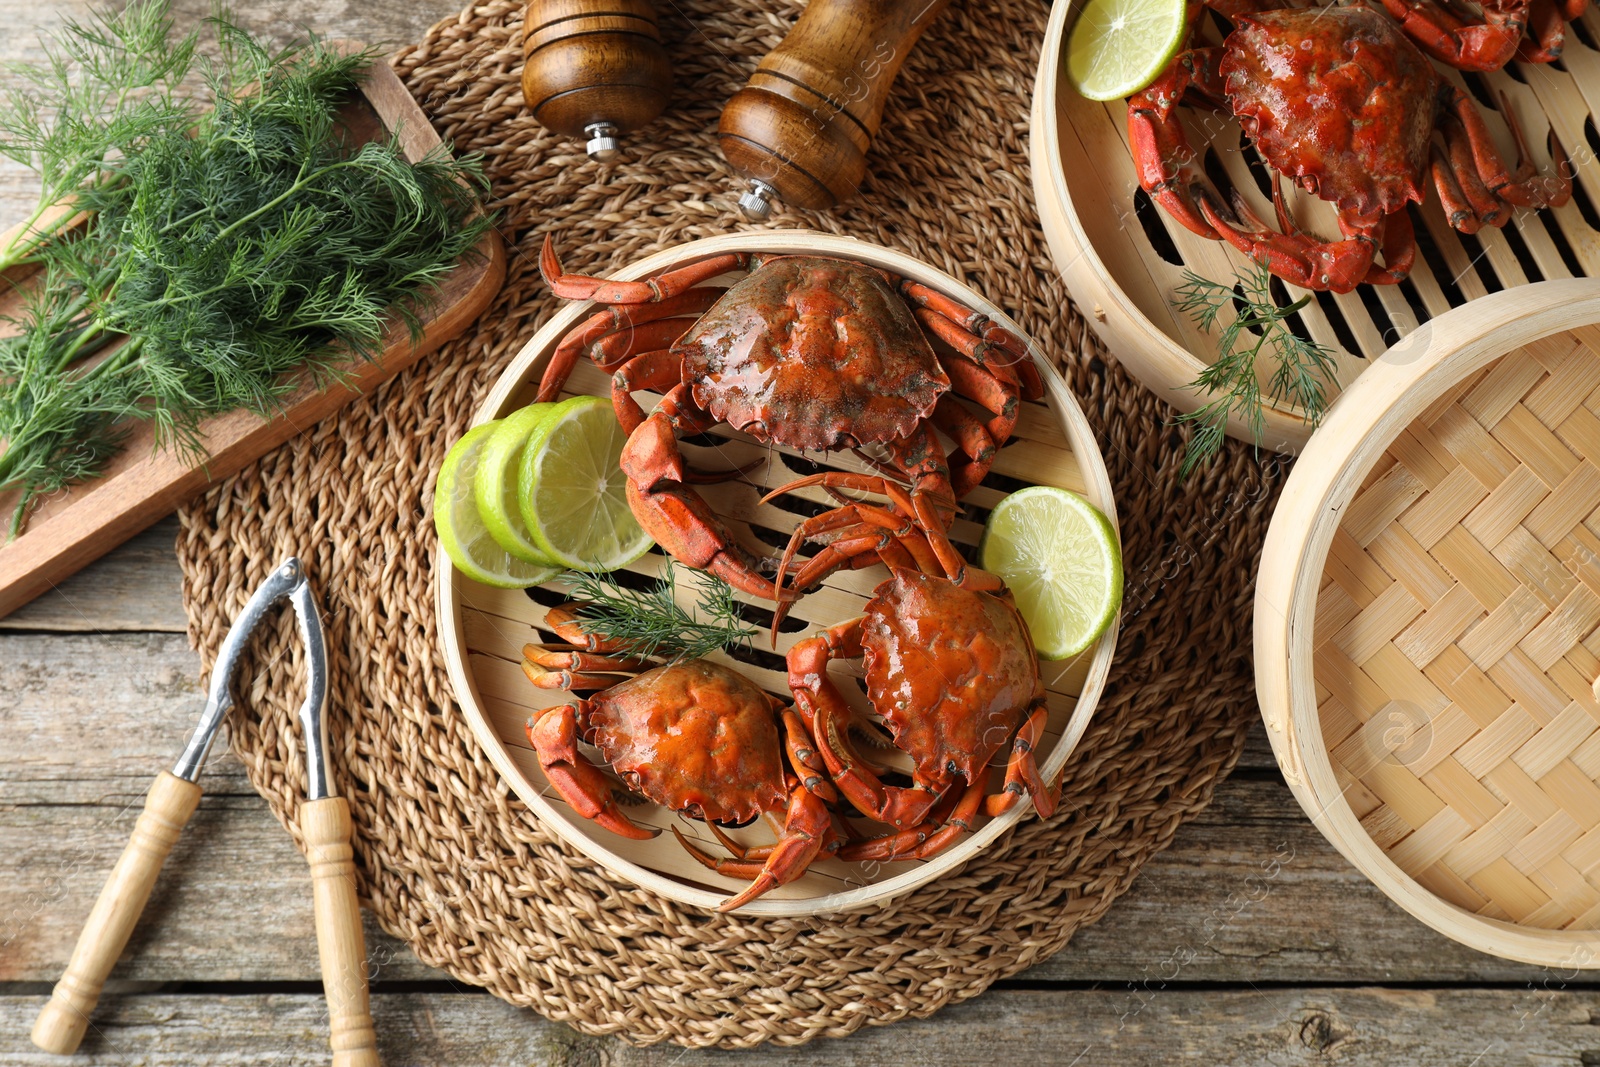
[1257,279,1600,967]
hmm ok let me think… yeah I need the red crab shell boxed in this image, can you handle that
[675,256,952,453]
[1222,7,1440,217]
[861,569,1039,789]
[584,659,785,824]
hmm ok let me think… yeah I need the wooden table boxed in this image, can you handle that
[3,4,1599,1064]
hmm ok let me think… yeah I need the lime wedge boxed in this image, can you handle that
[1065,0,1188,102]
[980,486,1122,660]
[475,402,561,565]
[435,422,565,588]
[517,395,653,570]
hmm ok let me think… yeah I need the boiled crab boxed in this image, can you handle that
[1130,3,1570,293]
[522,602,840,910]
[780,502,1059,861]
[533,239,1042,601]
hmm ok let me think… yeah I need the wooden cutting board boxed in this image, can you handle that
[0,49,505,619]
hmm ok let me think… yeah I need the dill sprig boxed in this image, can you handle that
[0,1,493,535]
[1172,263,1338,478]
[563,563,757,663]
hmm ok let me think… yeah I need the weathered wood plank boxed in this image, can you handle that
[2,987,1598,1066]
[0,519,187,633]
[0,631,1561,985]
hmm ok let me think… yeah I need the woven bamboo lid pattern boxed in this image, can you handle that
[173,0,1282,1046]
[1259,280,1600,967]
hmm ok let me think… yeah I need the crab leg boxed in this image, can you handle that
[543,603,635,653]
[1518,0,1569,61]
[984,700,1058,819]
[673,780,834,911]
[1200,195,1383,294]
[765,470,967,584]
[837,778,986,863]
[788,619,943,829]
[932,396,1000,497]
[773,502,926,598]
[620,411,786,601]
[1442,89,1571,211]
[783,709,838,802]
[939,352,1021,451]
[588,318,703,373]
[1377,0,1523,70]
[522,659,633,691]
[900,280,1035,379]
[526,704,658,840]
[1361,208,1418,287]
[535,287,722,402]
[540,236,750,304]
[912,308,1029,433]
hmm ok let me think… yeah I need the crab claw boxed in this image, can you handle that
[619,412,791,603]
[674,782,833,911]
[1200,197,1377,294]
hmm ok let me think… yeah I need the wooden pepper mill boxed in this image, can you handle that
[718,0,952,218]
[521,0,673,160]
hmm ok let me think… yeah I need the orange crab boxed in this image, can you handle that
[779,499,1059,862]
[522,602,840,910]
[1130,4,1570,293]
[533,239,1043,601]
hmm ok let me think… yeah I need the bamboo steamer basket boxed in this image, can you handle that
[435,232,1120,916]
[1257,278,1600,967]
[1031,0,1600,453]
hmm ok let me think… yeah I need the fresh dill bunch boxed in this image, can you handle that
[1172,263,1338,478]
[0,1,494,533]
[562,563,757,663]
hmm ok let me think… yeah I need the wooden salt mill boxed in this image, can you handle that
[521,0,673,160]
[718,0,952,218]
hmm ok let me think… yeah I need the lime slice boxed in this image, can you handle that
[475,402,561,565]
[435,422,565,588]
[980,486,1122,660]
[1065,0,1188,102]
[517,395,653,570]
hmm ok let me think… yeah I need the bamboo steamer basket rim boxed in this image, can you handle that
[1256,277,1600,967]
[1030,0,1316,454]
[435,230,1120,916]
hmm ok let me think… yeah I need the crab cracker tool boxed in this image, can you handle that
[31,557,379,1067]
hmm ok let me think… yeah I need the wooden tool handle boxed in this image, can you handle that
[31,770,202,1055]
[718,0,952,211]
[521,0,672,144]
[300,796,379,1067]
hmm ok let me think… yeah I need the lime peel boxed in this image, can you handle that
[980,486,1123,661]
[517,394,654,571]
[475,402,562,566]
[1065,0,1189,103]
[435,422,565,589]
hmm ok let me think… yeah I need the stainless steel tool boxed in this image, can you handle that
[31,557,378,1066]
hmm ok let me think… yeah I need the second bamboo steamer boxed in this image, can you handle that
[1031,0,1600,452]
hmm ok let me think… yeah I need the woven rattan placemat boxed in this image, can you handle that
[174,0,1283,1047]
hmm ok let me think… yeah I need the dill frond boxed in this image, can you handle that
[563,563,757,664]
[1172,263,1337,477]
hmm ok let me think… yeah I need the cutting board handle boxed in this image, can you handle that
[300,795,380,1067]
[31,770,202,1055]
